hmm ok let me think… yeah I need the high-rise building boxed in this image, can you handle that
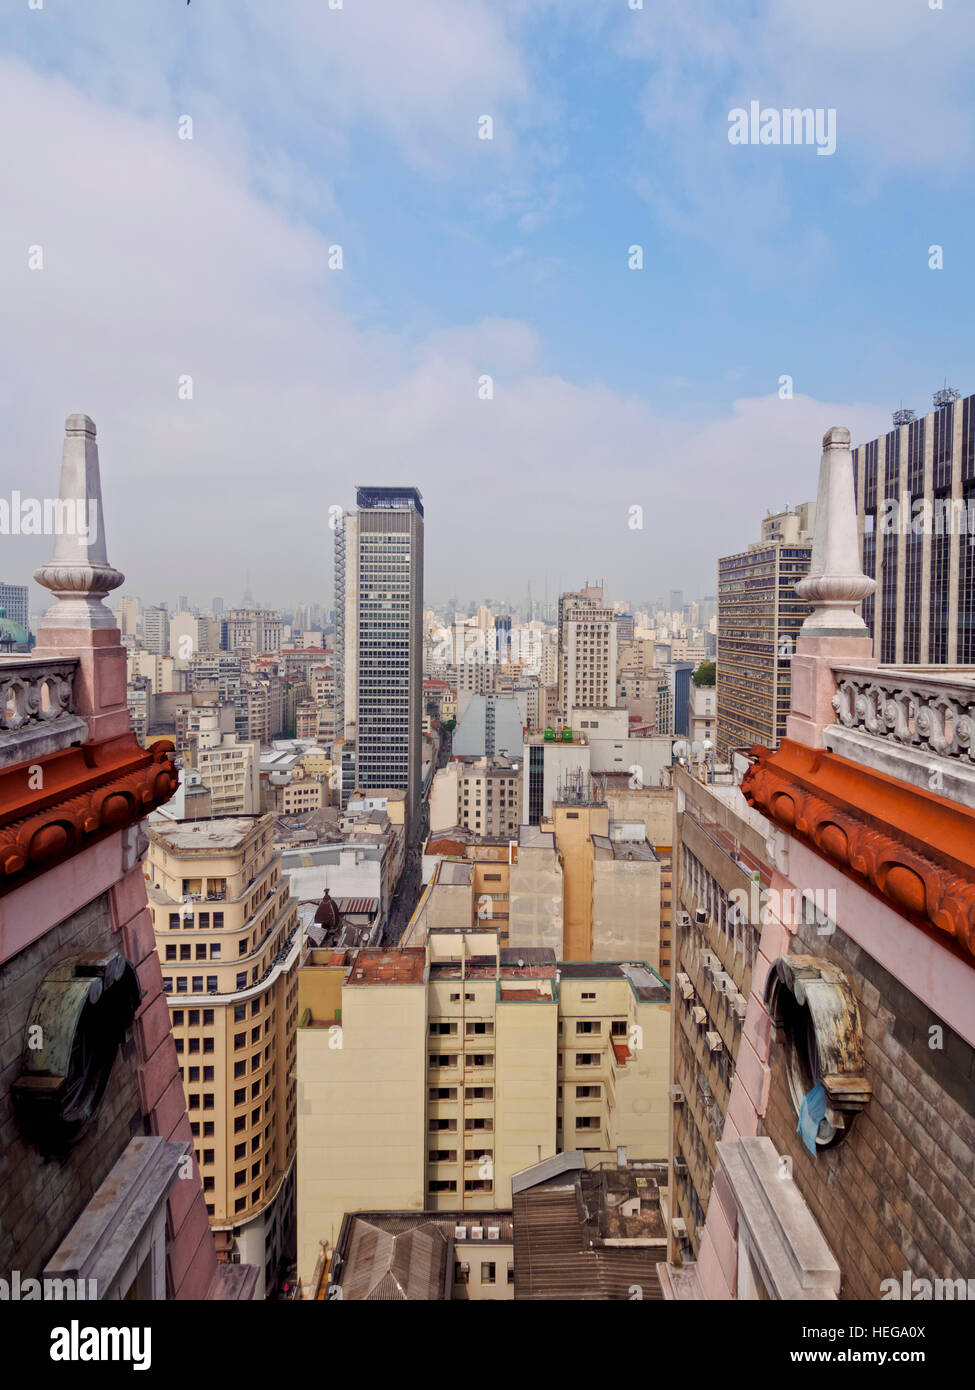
[143,603,170,656]
[226,608,282,656]
[0,581,29,635]
[853,387,975,663]
[335,487,424,830]
[557,586,618,714]
[119,594,140,637]
[147,815,300,1297]
[716,503,814,760]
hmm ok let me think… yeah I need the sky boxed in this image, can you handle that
[1,0,973,617]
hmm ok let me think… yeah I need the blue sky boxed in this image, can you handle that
[1,0,973,613]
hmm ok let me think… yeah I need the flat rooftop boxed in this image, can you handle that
[343,949,426,986]
[148,816,261,852]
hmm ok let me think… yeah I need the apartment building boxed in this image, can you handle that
[688,676,716,745]
[557,586,618,714]
[430,755,522,838]
[335,487,424,830]
[853,387,975,663]
[716,504,814,760]
[143,604,170,655]
[147,815,300,1296]
[197,733,261,816]
[668,765,770,1259]
[295,926,670,1289]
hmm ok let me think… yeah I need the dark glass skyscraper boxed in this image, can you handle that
[335,487,424,832]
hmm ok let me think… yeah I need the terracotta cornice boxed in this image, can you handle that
[0,734,179,895]
[740,739,975,964]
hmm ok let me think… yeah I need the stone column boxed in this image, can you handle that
[786,427,877,749]
[32,415,130,744]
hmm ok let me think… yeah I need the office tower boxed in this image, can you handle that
[853,386,975,662]
[212,596,225,617]
[557,586,618,714]
[334,487,424,830]
[716,503,814,760]
[295,925,669,1289]
[663,661,695,738]
[147,815,299,1297]
[177,594,190,614]
[0,413,254,1300]
[494,614,512,662]
[659,425,975,1303]
[0,581,29,635]
[669,589,684,613]
[142,603,170,656]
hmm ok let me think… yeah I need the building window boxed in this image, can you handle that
[481,1262,496,1285]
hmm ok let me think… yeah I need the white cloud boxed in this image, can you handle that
[1,35,891,616]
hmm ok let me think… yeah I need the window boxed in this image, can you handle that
[191,977,203,993]
[581,991,596,1001]
[481,1262,496,1284]
[576,1021,599,1034]
[165,945,177,961]
[575,1053,598,1067]
[234,1088,246,1105]
[172,1011,184,1026]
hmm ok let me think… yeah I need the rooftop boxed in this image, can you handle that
[343,948,426,986]
[147,816,263,853]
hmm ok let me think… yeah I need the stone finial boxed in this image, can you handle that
[794,426,875,633]
[33,414,124,630]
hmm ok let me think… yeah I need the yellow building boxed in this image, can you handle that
[146,815,301,1297]
[295,926,669,1293]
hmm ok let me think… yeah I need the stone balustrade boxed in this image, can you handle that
[0,656,85,766]
[831,665,975,764]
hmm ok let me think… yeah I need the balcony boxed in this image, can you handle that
[830,665,975,805]
[0,656,86,767]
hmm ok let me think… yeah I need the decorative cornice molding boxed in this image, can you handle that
[0,736,178,895]
[741,741,975,963]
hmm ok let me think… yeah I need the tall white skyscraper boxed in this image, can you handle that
[335,487,424,832]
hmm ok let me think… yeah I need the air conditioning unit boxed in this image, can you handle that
[695,908,707,924]
[669,1085,685,1103]
[487,1227,500,1241]
[713,972,734,995]
[705,1031,723,1053]
[732,992,748,1018]
[678,912,691,927]
[672,1217,687,1237]
[692,1005,706,1025]
[470,1226,484,1240]
[454,1226,467,1240]
[676,972,693,1000]
[700,950,717,970]
[674,1157,687,1175]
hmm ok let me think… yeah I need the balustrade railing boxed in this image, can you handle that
[831,665,975,764]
